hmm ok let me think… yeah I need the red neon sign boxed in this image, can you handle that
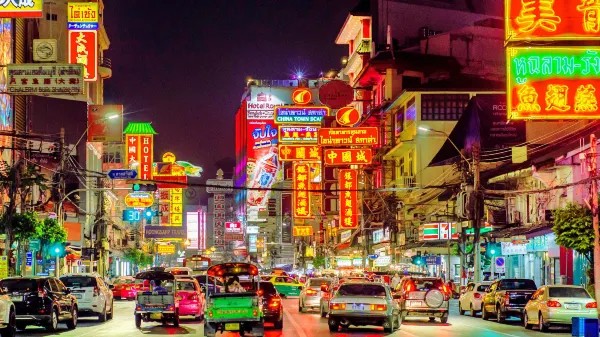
[324,148,373,166]
[68,30,98,81]
[292,88,312,105]
[339,169,358,229]
[293,163,311,218]
[278,145,322,161]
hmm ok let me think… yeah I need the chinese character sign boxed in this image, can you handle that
[293,163,311,218]
[0,0,43,18]
[507,46,600,120]
[293,226,314,236]
[6,64,84,95]
[278,145,322,161]
[318,127,379,146]
[324,148,373,166]
[506,0,600,41]
[339,169,358,229]
[139,135,154,180]
[125,135,140,168]
[213,194,226,248]
[68,30,97,81]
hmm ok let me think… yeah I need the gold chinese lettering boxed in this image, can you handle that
[342,151,352,162]
[517,85,541,112]
[545,84,570,112]
[578,0,600,33]
[575,84,598,112]
[516,0,561,33]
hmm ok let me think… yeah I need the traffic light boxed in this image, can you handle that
[484,242,501,259]
[132,183,158,192]
[411,255,425,266]
[49,242,67,258]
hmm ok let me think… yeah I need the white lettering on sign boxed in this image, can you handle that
[1,0,36,9]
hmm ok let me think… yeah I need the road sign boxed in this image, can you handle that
[26,252,32,267]
[108,169,138,180]
[495,257,505,274]
[29,239,40,251]
[206,179,233,194]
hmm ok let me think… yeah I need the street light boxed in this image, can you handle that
[418,126,472,170]
[490,249,496,280]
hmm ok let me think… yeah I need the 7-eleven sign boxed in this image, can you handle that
[440,223,459,240]
[422,223,439,240]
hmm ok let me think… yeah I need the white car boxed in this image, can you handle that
[459,281,492,316]
[60,273,114,322]
[0,287,16,337]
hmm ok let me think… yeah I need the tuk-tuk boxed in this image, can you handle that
[204,263,264,337]
[134,270,180,328]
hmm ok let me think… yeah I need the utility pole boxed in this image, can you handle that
[588,134,600,317]
[96,176,107,278]
[472,142,482,282]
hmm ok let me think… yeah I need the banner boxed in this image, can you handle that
[339,169,358,229]
[87,105,123,142]
[144,226,186,239]
[318,127,379,146]
[6,64,84,95]
[68,30,98,82]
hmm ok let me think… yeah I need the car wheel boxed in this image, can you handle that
[459,302,465,315]
[496,306,505,323]
[46,309,58,331]
[67,306,78,330]
[0,309,15,337]
[524,312,532,329]
[274,318,283,329]
[328,324,338,332]
[539,313,549,332]
[98,305,107,322]
[470,304,477,317]
[135,313,142,328]
[107,301,114,320]
[481,305,489,320]
[384,315,395,333]
[440,314,448,324]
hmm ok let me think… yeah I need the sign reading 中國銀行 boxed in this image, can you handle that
[6,64,84,95]
[67,2,98,30]
[206,179,233,194]
[0,0,42,18]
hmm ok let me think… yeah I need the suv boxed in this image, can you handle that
[481,278,537,322]
[60,273,114,321]
[0,286,16,337]
[0,277,78,331]
[395,277,451,323]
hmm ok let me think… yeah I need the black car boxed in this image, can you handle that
[0,277,78,331]
[258,281,283,329]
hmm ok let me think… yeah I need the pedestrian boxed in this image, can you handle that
[391,273,401,290]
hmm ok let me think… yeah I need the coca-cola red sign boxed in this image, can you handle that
[319,80,354,109]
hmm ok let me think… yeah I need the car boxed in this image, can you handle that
[481,278,537,322]
[394,277,451,323]
[459,281,492,316]
[175,278,205,320]
[60,273,114,322]
[257,281,283,329]
[523,285,598,332]
[328,282,400,333]
[111,276,137,300]
[0,277,78,331]
[165,267,193,276]
[299,278,332,313]
[0,285,16,337]
[262,275,303,297]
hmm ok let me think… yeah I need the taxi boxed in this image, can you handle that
[175,277,205,320]
[261,275,303,297]
[111,276,137,300]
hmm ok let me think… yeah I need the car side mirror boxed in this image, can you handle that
[321,285,329,292]
[108,284,115,289]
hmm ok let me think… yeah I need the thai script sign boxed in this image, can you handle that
[278,145,321,161]
[67,2,98,30]
[6,64,84,95]
[274,106,329,124]
[318,127,379,146]
[324,148,372,166]
[278,126,319,143]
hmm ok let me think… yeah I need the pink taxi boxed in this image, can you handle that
[175,277,205,320]
[112,276,137,300]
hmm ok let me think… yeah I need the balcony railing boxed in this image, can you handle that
[395,175,415,188]
[99,57,112,69]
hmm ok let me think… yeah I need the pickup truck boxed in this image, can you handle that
[481,279,537,323]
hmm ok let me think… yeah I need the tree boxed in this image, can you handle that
[123,248,153,273]
[312,255,326,270]
[34,218,67,244]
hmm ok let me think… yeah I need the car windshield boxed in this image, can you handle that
[549,287,590,298]
[309,279,332,287]
[476,285,489,292]
[498,280,537,290]
[60,276,97,288]
[411,278,444,291]
[176,281,197,291]
[338,284,387,297]
[169,270,189,276]
[260,282,277,295]
[0,279,37,293]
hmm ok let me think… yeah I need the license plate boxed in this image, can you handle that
[408,301,422,307]
[352,303,364,310]
[565,304,580,310]
[225,323,240,331]
[74,294,82,299]
[10,296,22,302]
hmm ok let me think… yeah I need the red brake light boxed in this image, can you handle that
[505,293,510,305]
[586,302,597,308]
[330,303,346,310]
[370,304,387,311]
[257,290,264,296]
[306,289,317,296]
[268,298,281,308]
[405,283,414,292]
[474,293,481,299]
[93,286,99,297]
[547,300,561,308]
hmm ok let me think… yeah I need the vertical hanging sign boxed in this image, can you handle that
[67,30,98,82]
[339,169,358,229]
[293,163,311,218]
[139,135,153,180]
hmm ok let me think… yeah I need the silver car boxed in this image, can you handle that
[395,277,451,323]
[523,285,597,332]
[327,282,400,333]
[299,278,332,313]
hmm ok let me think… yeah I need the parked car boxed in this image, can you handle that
[262,275,303,297]
[459,281,492,316]
[60,273,114,322]
[175,278,205,320]
[299,278,332,313]
[0,277,78,331]
[523,285,597,332]
[328,282,400,333]
[481,278,537,322]
[394,277,451,324]
[111,276,137,300]
[0,285,16,337]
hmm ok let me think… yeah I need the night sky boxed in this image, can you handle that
[33,0,352,182]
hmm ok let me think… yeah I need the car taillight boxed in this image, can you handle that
[93,286,99,297]
[268,298,281,308]
[38,287,47,298]
[257,289,264,296]
[306,289,317,296]
[547,300,561,308]
[253,309,258,316]
[370,304,387,311]
[505,293,510,305]
[125,287,131,290]
[586,302,597,308]
[404,283,414,292]
[188,293,198,301]
[474,293,481,299]
[441,285,451,300]
[330,303,346,310]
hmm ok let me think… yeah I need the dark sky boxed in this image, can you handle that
[33,0,352,182]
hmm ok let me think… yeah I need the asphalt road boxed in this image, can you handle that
[15,299,573,336]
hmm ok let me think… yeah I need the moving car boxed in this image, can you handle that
[258,282,283,329]
[394,277,451,323]
[299,278,331,313]
[111,276,137,300]
[175,278,205,320]
[459,281,492,316]
[481,278,537,322]
[0,286,16,337]
[165,267,193,276]
[60,273,114,321]
[262,275,303,297]
[0,277,78,331]
[134,270,180,328]
[523,285,598,332]
[328,282,400,333]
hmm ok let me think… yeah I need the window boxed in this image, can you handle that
[60,276,97,288]
[398,157,405,176]
[395,106,405,137]
[548,287,590,298]
[476,284,489,292]
[408,151,414,176]
[498,279,537,290]
[0,279,37,293]
[421,94,470,121]
[48,279,59,292]
[338,284,387,297]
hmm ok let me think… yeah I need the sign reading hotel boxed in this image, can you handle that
[318,127,379,146]
[0,1,43,18]
[278,145,321,161]
[274,106,329,124]
[124,122,156,181]
[293,163,311,218]
[6,64,84,95]
[507,46,600,120]
[67,2,98,30]
[506,0,600,41]
[278,126,319,143]
[325,148,373,166]
[68,30,98,82]
[339,169,358,229]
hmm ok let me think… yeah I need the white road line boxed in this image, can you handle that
[457,322,524,337]
[283,306,308,337]
[397,327,421,337]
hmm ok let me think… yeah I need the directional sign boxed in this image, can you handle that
[108,169,137,180]
[29,239,41,252]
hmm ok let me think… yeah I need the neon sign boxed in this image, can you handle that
[508,46,600,119]
[324,148,373,166]
[293,163,311,218]
[274,106,329,124]
[318,127,379,146]
[278,145,321,161]
[339,169,358,229]
[278,126,319,143]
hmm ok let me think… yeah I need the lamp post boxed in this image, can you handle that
[490,249,496,280]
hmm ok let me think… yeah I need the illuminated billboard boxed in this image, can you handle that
[274,106,329,124]
[278,126,318,144]
[324,148,372,166]
[67,2,98,30]
[87,105,123,142]
[278,145,322,161]
[507,46,600,120]
[506,0,600,42]
[124,122,156,180]
[339,169,358,229]
[186,212,199,250]
[246,120,281,214]
[318,127,379,146]
[0,1,42,18]
[68,30,97,82]
[293,163,311,218]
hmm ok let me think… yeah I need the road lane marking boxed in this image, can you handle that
[457,322,524,337]
[283,306,308,337]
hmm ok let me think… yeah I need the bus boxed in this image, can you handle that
[183,255,211,275]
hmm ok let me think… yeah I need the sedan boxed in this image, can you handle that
[524,285,597,332]
[459,281,491,316]
[299,278,332,313]
[111,276,137,300]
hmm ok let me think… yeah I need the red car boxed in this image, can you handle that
[112,276,144,300]
[175,278,205,320]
